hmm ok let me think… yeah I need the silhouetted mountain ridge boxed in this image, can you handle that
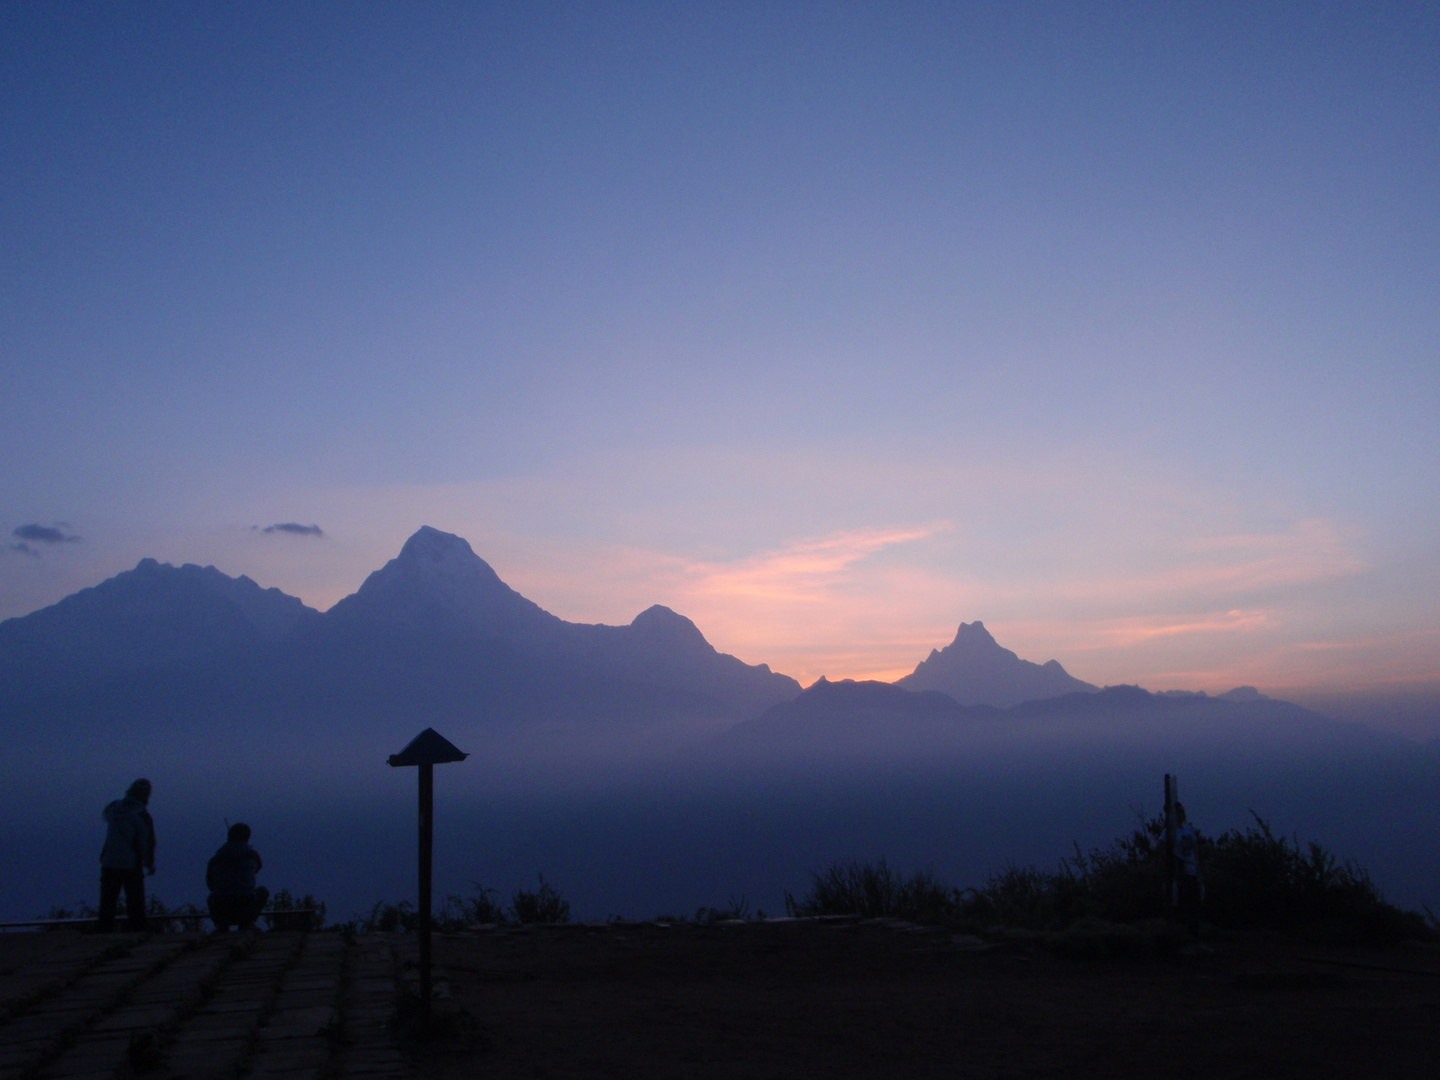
[0,526,800,727]
[0,529,1350,748]
[0,558,318,690]
[895,620,1098,707]
[717,677,1400,765]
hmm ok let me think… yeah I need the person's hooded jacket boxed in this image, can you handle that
[100,797,155,872]
[207,841,263,897]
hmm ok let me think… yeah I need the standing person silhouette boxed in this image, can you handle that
[98,779,155,932]
[1174,802,1203,936]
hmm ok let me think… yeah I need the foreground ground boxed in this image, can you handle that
[3,921,1438,1078]
[0,928,403,1080]
[428,918,1440,1080]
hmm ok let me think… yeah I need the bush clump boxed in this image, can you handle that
[359,874,572,931]
[694,895,765,923]
[1202,816,1427,943]
[266,888,327,930]
[361,899,420,934]
[785,858,953,922]
[787,815,1435,945]
[954,812,1432,944]
[510,874,571,924]
[439,883,508,928]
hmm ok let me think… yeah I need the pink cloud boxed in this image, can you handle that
[678,524,951,603]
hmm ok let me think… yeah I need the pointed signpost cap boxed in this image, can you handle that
[388,727,469,767]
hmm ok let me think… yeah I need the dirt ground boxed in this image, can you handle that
[422,919,1440,1080]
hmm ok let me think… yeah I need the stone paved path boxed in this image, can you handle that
[0,932,410,1080]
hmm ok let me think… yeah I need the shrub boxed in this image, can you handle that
[40,902,97,920]
[267,889,327,930]
[362,899,420,933]
[358,877,571,931]
[955,863,1088,930]
[786,813,1434,944]
[695,895,753,923]
[785,858,954,922]
[1062,817,1170,925]
[955,812,1432,944]
[1202,815,1427,944]
[437,883,507,929]
[510,874,571,924]
[154,899,208,932]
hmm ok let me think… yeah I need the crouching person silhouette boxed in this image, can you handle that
[206,823,269,932]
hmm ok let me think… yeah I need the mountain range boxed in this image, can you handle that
[721,676,1366,762]
[0,525,1288,742]
[0,528,801,733]
[7,528,1435,935]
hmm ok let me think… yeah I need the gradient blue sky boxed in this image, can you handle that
[3,2,1437,698]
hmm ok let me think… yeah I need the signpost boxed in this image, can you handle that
[388,727,468,1032]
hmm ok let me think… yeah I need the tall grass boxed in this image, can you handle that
[1201,815,1424,943]
[357,874,572,931]
[784,858,952,922]
[510,874,571,924]
[787,815,1436,944]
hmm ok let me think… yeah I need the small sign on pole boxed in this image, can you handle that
[389,727,468,1033]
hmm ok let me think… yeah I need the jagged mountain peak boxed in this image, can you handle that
[404,527,501,583]
[921,622,1007,662]
[329,526,558,636]
[895,620,1097,708]
[397,524,481,562]
[954,620,998,645]
[629,604,711,650]
[385,526,504,590]
[947,621,1020,660]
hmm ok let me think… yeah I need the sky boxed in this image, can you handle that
[3,2,1438,701]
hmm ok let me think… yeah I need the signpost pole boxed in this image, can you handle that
[418,761,434,1033]
[387,727,467,1040]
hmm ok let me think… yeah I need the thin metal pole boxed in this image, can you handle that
[418,762,433,1033]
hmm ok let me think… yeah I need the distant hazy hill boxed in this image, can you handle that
[711,677,994,758]
[0,526,800,729]
[895,621,1098,707]
[716,678,1399,766]
[0,558,318,692]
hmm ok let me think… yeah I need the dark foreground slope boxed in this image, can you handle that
[428,921,1440,1080]
[7,924,1438,1080]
